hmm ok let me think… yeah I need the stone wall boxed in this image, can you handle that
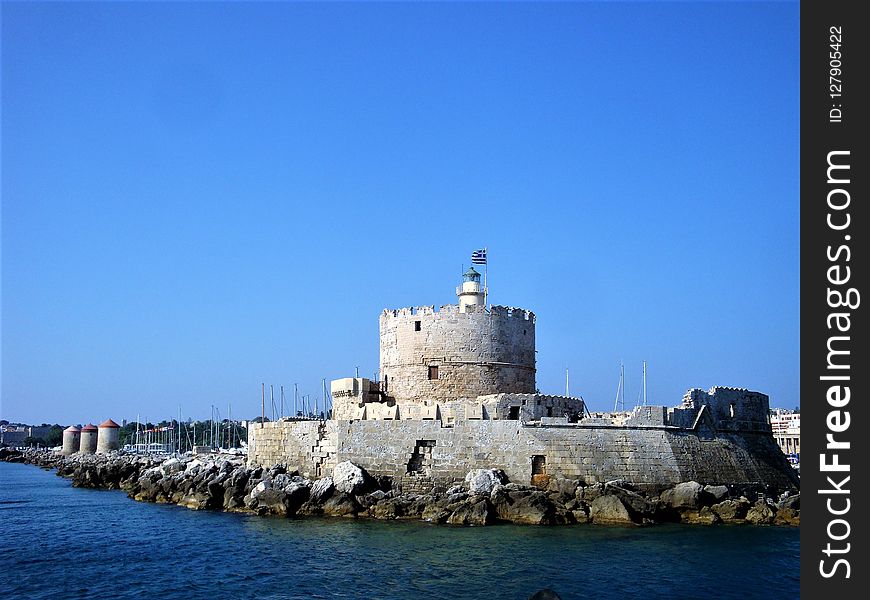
[248,418,798,493]
[330,390,585,425]
[379,304,535,406]
[247,420,337,479]
[669,387,772,433]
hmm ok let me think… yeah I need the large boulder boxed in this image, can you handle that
[774,507,800,526]
[310,477,335,503]
[703,485,730,503]
[371,497,412,520]
[746,500,776,525]
[321,492,362,517]
[161,458,185,475]
[711,498,750,523]
[332,462,367,495]
[447,497,493,526]
[491,488,556,525]
[178,492,211,510]
[778,493,800,511]
[589,495,634,525]
[250,480,271,501]
[684,506,721,525]
[254,489,289,516]
[465,469,508,495]
[661,481,703,510]
[547,477,579,500]
[604,483,655,520]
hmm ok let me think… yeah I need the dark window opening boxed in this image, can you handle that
[546,407,553,417]
[407,440,436,474]
[523,329,527,335]
[428,365,439,380]
[414,320,421,332]
[531,455,547,475]
[508,406,520,420]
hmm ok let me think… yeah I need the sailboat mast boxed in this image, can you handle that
[643,361,647,406]
[621,363,625,411]
[613,364,623,412]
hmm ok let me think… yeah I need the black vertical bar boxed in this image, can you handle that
[801,1,867,596]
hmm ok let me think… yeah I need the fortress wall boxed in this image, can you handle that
[248,420,798,492]
[248,421,335,478]
[674,387,772,433]
[379,304,535,405]
[666,431,799,491]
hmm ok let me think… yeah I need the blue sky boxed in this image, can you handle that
[1,2,799,425]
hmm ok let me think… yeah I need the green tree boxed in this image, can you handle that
[46,426,63,446]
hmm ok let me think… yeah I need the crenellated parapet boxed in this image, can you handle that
[488,305,536,322]
[669,386,771,433]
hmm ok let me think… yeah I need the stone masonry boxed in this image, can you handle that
[379,304,535,406]
[249,400,798,493]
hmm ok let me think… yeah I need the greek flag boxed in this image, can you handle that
[471,249,487,264]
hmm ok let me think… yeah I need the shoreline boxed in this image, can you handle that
[0,448,799,527]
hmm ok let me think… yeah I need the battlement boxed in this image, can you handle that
[382,305,455,318]
[489,305,535,321]
[670,386,771,433]
[381,304,535,322]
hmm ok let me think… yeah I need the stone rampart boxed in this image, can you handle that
[247,420,337,479]
[248,418,798,493]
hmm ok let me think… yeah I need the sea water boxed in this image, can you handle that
[0,462,798,599]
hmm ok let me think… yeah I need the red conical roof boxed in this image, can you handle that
[64,425,81,433]
[98,418,120,429]
[81,423,98,432]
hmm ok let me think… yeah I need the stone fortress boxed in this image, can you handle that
[249,267,798,493]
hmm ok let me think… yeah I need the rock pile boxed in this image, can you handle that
[2,450,799,526]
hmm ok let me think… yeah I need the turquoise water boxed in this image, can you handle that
[0,463,798,599]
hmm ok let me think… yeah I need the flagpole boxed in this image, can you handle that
[484,246,488,308]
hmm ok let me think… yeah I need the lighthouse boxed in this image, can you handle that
[456,266,484,312]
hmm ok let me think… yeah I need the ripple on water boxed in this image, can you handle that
[0,463,798,600]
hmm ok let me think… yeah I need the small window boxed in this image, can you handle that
[508,406,520,420]
[523,329,527,335]
[532,455,547,475]
[414,321,421,332]
[428,365,438,380]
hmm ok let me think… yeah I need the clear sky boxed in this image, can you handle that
[1,1,799,425]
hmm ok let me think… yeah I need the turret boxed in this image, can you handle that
[456,267,484,312]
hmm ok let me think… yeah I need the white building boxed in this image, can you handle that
[770,409,800,459]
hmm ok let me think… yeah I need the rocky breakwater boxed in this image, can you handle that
[2,450,799,527]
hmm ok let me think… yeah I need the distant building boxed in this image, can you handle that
[770,409,800,459]
[0,425,30,447]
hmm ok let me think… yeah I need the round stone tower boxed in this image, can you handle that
[61,426,81,455]
[379,272,536,406]
[96,419,121,454]
[79,424,98,454]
